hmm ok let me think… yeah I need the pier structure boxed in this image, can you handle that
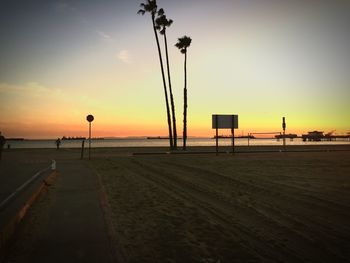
[301,131,350,142]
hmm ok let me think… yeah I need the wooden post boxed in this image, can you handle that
[215,115,218,155]
[81,140,85,159]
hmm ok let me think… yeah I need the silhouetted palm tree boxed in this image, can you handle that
[155,9,177,149]
[138,0,173,149]
[175,36,192,150]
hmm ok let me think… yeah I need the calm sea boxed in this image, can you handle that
[4,138,350,149]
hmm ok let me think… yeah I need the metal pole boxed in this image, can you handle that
[232,127,235,153]
[215,115,218,155]
[89,122,91,160]
[231,115,234,153]
[282,117,286,151]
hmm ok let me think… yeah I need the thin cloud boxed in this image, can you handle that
[96,30,114,41]
[0,82,65,101]
[54,1,75,13]
[117,50,132,64]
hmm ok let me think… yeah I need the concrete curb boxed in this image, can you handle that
[0,170,58,255]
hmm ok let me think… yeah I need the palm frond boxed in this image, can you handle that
[155,13,173,32]
[158,8,164,16]
[175,42,183,49]
[175,35,192,53]
[155,15,163,25]
[138,0,157,15]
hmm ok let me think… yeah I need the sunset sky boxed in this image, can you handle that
[1,0,349,139]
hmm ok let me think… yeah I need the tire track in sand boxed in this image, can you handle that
[126,158,333,262]
[158,160,350,261]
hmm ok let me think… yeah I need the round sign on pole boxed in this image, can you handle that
[86,114,94,160]
[87,114,94,122]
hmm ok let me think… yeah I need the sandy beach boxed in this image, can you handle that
[2,145,350,262]
[90,146,350,262]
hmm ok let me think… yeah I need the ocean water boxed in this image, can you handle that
[4,137,350,149]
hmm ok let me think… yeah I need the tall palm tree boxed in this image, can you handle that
[138,0,173,149]
[155,9,177,149]
[175,36,192,150]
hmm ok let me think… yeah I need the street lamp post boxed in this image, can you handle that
[86,114,94,160]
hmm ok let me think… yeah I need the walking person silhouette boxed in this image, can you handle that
[0,132,6,160]
[56,138,61,150]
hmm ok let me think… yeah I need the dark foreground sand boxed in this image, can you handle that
[92,147,350,262]
[2,146,350,262]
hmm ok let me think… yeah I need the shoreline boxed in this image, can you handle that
[3,137,350,150]
[3,144,350,151]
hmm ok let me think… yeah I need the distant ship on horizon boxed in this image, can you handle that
[212,135,255,139]
[147,136,183,140]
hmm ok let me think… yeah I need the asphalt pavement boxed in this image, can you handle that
[1,149,115,263]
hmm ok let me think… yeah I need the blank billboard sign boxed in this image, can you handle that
[212,114,238,129]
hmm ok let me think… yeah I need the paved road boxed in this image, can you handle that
[28,160,113,262]
[2,152,115,263]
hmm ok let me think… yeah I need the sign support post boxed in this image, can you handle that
[212,114,238,155]
[86,114,94,160]
[215,115,219,155]
[282,117,286,151]
[231,115,235,153]
[89,122,91,159]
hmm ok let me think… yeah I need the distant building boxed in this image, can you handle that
[275,134,297,139]
[302,131,324,141]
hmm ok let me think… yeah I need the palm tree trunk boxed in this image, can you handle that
[163,32,177,149]
[152,15,173,149]
[183,50,187,150]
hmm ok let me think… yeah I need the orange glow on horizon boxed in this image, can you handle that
[2,118,341,140]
